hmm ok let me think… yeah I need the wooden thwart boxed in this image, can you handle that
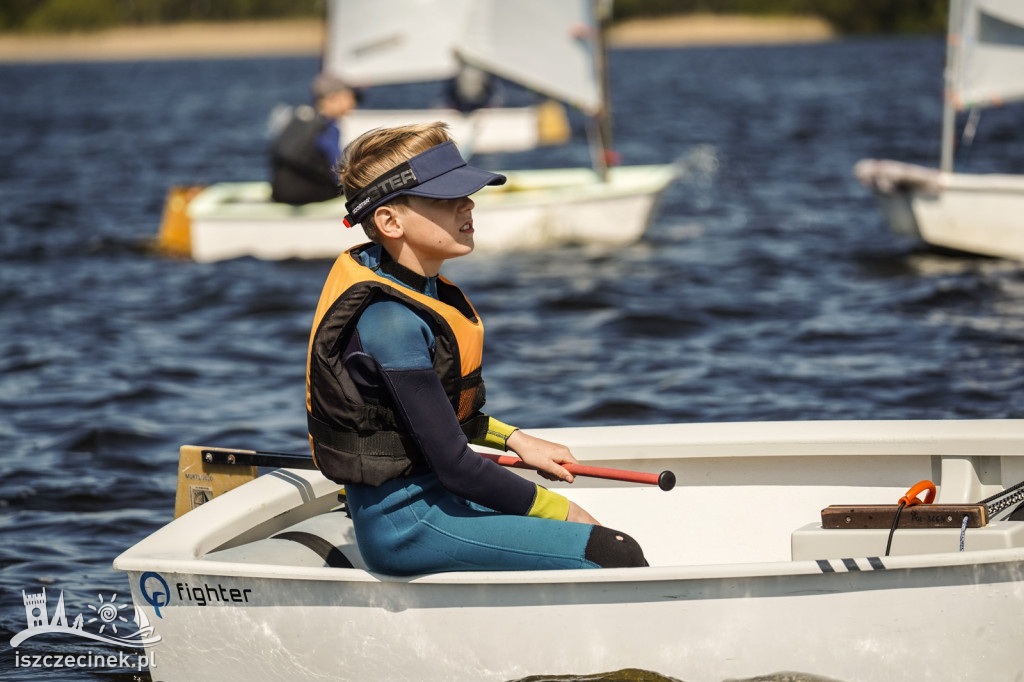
[822,504,988,529]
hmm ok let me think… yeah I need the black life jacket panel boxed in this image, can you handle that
[270,105,339,205]
[306,245,487,485]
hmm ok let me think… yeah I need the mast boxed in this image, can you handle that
[940,0,962,173]
[589,0,613,181]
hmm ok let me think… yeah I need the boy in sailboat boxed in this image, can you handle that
[305,122,647,574]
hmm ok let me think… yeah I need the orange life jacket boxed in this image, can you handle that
[306,244,487,485]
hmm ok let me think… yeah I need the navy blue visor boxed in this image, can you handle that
[343,141,506,227]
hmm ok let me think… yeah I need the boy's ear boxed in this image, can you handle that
[374,205,404,239]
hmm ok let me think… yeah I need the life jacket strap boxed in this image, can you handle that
[308,411,416,457]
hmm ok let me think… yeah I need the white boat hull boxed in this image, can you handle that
[160,164,676,263]
[115,420,1024,681]
[117,559,1024,682]
[855,159,1024,261]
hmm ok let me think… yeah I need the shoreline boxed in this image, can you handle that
[610,14,834,48]
[0,15,834,64]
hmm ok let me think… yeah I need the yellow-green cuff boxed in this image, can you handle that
[527,485,570,520]
[473,416,519,451]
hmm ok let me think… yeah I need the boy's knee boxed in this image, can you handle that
[584,525,648,568]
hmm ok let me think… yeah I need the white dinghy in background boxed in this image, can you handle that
[157,163,678,263]
[155,0,687,263]
[115,419,1024,682]
[855,0,1024,261]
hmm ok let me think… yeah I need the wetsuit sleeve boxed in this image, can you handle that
[470,416,519,451]
[379,367,540,515]
[356,301,556,517]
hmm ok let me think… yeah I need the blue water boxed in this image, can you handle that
[2,36,1024,681]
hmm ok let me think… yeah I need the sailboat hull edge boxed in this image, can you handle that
[855,159,1024,261]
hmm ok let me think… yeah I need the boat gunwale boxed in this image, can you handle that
[858,159,1024,195]
[114,542,1024,586]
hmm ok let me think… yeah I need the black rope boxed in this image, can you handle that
[978,476,1024,518]
[1008,499,1024,521]
[884,501,907,557]
[978,476,1024,506]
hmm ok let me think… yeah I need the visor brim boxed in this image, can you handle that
[404,166,506,200]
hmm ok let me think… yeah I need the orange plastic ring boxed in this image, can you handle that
[898,480,936,507]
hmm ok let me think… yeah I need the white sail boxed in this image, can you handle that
[322,0,472,86]
[455,0,602,115]
[953,0,1024,108]
[322,0,602,114]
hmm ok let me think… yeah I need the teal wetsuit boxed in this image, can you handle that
[341,246,646,575]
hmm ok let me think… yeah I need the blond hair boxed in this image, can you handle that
[339,122,452,240]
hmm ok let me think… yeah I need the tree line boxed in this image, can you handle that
[614,1,948,34]
[2,0,948,35]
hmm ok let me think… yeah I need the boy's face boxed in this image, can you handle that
[397,195,476,264]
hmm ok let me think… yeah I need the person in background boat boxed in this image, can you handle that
[306,122,647,575]
[270,72,357,205]
[445,63,500,113]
